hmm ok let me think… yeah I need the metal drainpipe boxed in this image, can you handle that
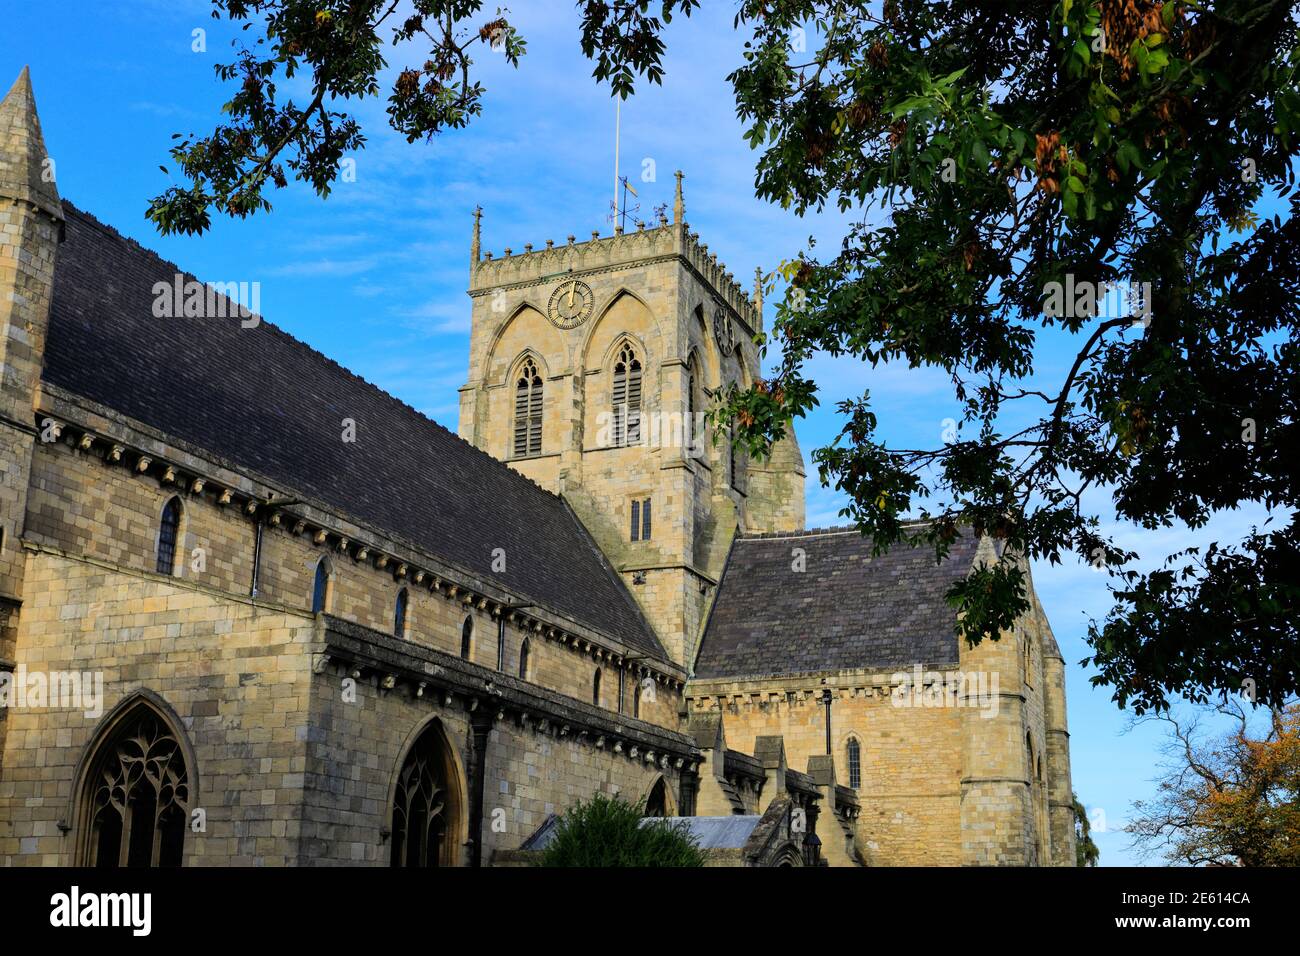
[822,687,833,755]
[249,498,300,599]
[467,711,492,867]
[249,517,264,598]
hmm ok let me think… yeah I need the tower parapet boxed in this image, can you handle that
[467,175,761,335]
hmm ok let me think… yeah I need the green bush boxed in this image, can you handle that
[536,793,705,868]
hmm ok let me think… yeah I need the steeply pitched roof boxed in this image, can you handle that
[43,202,667,662]
[692,526,982,680]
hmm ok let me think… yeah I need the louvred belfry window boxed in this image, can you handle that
[513,358,543,457]
[612,343,642,446]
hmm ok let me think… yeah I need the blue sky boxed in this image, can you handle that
[3,1,1275,865]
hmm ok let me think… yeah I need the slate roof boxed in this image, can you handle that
[42,202,667,662]
[693,526,983,680]
[520,814,762,851]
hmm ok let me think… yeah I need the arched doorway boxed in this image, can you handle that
[76,695,193,867]
[390,719,464,867]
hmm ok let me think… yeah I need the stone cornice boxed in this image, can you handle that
[686,664,966,703]
[321,615,700,766]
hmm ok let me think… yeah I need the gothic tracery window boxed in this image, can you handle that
[390,722,460,867]
[644,777,668,817]
[513,357,543,457]
[612,342,642,446]
[83,703,190,867]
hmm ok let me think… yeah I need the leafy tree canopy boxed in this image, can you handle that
[1073,793,1101,866]
[1127,700,1300,865]
[151,1,1300,714]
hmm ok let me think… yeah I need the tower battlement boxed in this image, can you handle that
[468,174,762,334]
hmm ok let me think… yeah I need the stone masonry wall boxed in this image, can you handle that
[686,670,965,866]
[0,548,316,865]
[300,666,684,864]
[20,435,681,729]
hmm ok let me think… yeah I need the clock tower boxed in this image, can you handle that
[457,174,805,669]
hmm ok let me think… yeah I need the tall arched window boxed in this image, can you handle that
[1026,732,1034,779]
[460,617,473,660]
[633,681,642,719]
[80,700,191,867]
[391,720,462,867]
[644,777,668,817]
[311,558,331,614]
[612,342,642,446]
[846,737,862,789]
[156,496,181,576]
[685,355,699,447]
[728,422,739,490]
[394,588,409,638]
[518,638,530,679]
[592,668,602,707]
[513,357,543,457]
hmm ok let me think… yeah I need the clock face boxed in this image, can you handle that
[547,279,595,329]
[713,307,736,355]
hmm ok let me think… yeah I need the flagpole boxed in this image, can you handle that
[614,96,621,231]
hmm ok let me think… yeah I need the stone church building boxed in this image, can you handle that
[0,68,1075,866]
